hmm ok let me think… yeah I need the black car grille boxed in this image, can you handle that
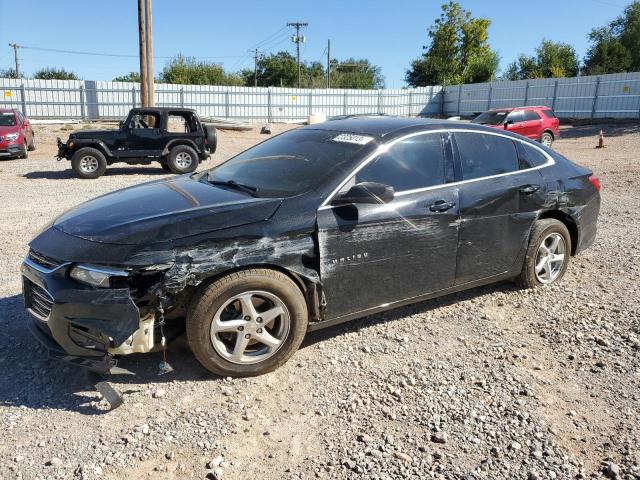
[26,281,54,319]
[28,249,62,270]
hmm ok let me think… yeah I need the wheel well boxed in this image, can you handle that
[75,144,108,158]
[165,140,198,155]
[177,264,319,320]
[538,210,578,255]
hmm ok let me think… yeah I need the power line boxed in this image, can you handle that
[17,44,244,60]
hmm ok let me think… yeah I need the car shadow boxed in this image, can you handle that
[0,281,516,415]
[561,123,639,140]
[23,166,172,180]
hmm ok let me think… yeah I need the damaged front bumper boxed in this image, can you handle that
[21,254,148,374]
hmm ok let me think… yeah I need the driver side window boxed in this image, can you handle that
[354,133,445,193]
[130,112,160,129]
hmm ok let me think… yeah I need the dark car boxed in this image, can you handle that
[56,107,217,179]
[22,116,600,377]
[472,106,560,147]
[0,108,36,159]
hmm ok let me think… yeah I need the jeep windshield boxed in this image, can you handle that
[202,128,374,198]
[472,110,508,125]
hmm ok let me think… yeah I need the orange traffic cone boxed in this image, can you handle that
[596,130,605,149]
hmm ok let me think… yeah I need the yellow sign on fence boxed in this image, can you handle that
[3,91,12,97]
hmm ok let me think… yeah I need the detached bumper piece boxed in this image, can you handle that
[21,251,141,375]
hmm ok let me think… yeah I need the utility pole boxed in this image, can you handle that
[144,0,155,107]
[326,39,330,89]
[137,0,148,107]
[8,43,20,78]
[253,49,262,87]
[287,22,308,88]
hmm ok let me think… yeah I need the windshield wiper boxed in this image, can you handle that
[207,175,258,196]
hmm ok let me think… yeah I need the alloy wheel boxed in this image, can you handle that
[175,152,193,169]
[79,155,99,173]
[535,232,566,284]
[209,290,290,365]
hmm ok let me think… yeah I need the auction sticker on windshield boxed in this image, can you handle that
[332,133,374,145]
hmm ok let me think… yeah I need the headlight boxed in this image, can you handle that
[67,140,75,148]
[5,133,19,142]
[70,264,128,288]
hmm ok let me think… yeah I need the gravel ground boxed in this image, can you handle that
[0,121,638,480]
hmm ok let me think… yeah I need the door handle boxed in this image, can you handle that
[519,185,540,195]
[429,200,456,212]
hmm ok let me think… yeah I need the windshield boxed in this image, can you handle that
[203,128,374,197]
[472,110,508,125]
[0,113,17,127]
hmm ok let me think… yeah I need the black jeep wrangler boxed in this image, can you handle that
[57,107,217,179]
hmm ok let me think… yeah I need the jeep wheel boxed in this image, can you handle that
[187,268,308,377]
[167,145,198,174]
[204,124,217,154]
[71,148,107,179]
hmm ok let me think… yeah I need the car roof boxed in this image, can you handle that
[303,115,509,138]
[487,106,551,113]
[0,108,17,114]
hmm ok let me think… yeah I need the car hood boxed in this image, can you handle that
[0,125,19,135]
[53,176,283,245]
[70,129,118,139]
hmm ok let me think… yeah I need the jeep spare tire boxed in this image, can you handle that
[204,124,217,154]
[167,145,199,174]
[71,147,108,179]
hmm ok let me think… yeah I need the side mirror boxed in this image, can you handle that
[334,182,395,205]
[504,119,514,129]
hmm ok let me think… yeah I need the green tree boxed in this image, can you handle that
[247,51,298,87]
[158,54,244,86]
[34,67,79,80]
[505,40,579,80]
[331,59,385,89]
[405,1,498,86]
[113,72,141,82]
[0,68,21,79]
[584,1,640,74]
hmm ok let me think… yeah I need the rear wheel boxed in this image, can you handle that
[28,135,36,151]
[71,147,107,179]
[517,219,571,288]
[167,145,198,174]
[187,269,308,377]
[540,132,554,147]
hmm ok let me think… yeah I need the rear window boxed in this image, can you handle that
[523,110,541,121]
[518,143,549,168]
[542,109,557,119]
[455,132,519,180]
[472,111,508,125]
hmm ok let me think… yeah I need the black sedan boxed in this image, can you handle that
[22,117,601,377]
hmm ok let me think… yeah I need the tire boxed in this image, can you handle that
[161,163,171,172]
[20,141,28,159]
[71,147,107,179]
[166,145,198,174]
[187,268,308,377]
[28,135,36,151]
[203,124,217,154]
[540,132,554,148]
[516,218,571,289]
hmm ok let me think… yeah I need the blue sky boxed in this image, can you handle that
[0,0,631,86]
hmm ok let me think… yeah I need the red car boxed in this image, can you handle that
[0,108,36,159]
[472,106,560,147]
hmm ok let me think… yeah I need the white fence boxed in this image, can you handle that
[1,72,639,121]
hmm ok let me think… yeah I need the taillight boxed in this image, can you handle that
[589,175,601,191]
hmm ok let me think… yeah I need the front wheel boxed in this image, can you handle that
[71,148,107,179]
[166,145,198,174]
[517,219,571,288]
[28,135,36,151]
[19,141,28,159]
[187,269,308,377]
